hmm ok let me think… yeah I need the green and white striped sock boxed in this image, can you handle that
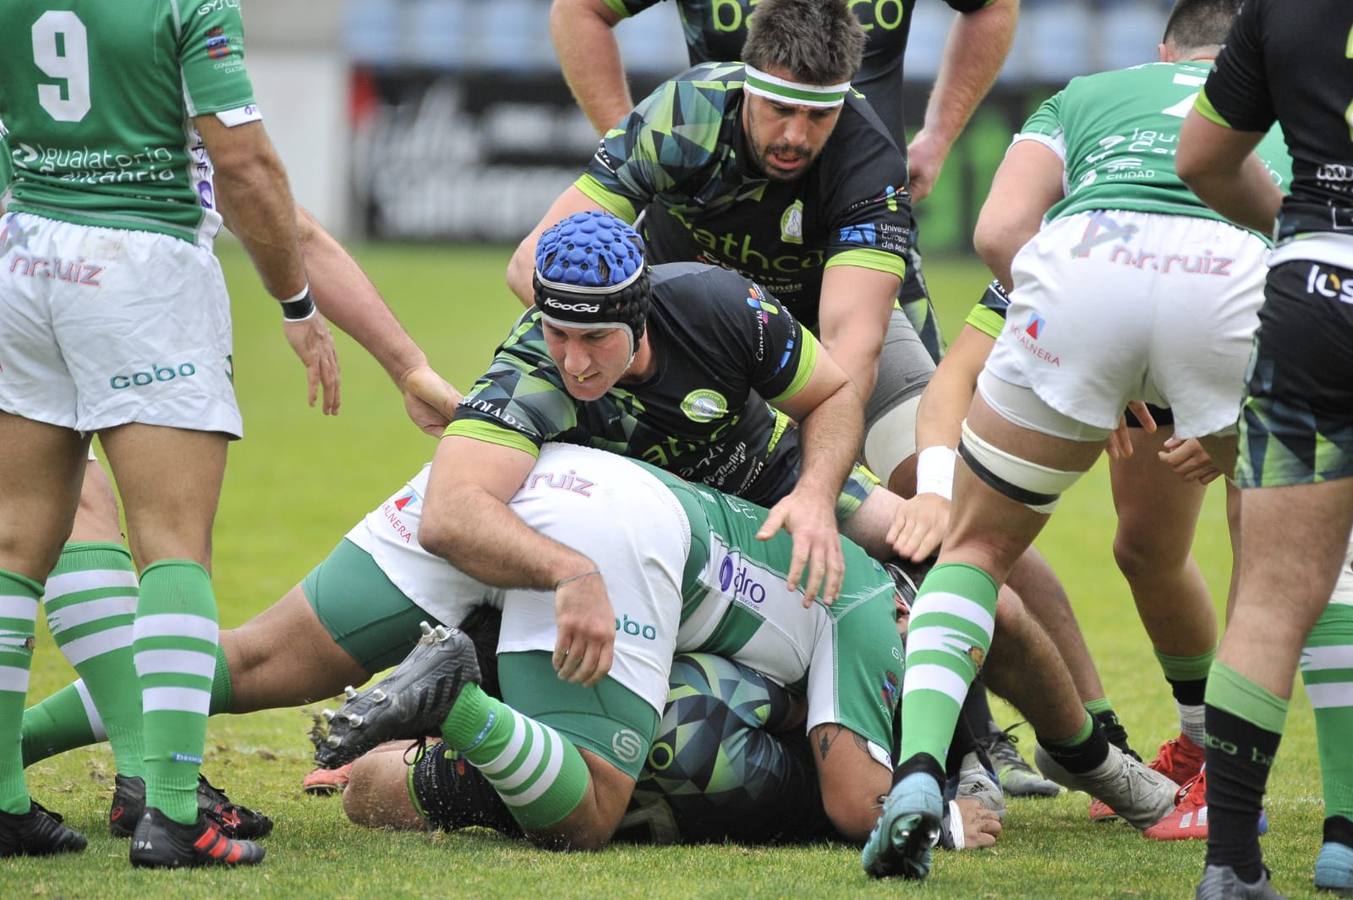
[441,684,589,831]
[900,563,999,770]
[0,569,40,813]
[133,560,218,825]
[45,542,143,778]
[22,678,105,767]
[1302,603,1353,822]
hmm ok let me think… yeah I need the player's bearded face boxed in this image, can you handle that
[742,92,841,182]
[542,322,634,401]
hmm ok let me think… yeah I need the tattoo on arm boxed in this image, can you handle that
[815,725,871,760]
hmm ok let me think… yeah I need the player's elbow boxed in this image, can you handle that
[506,239,536,306]
[417,508,460,560]
[972,218,1018,282]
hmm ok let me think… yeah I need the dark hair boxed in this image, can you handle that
[1163,0,1241,51]
[742,0,866,86]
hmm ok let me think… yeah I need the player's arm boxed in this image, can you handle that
[761,335,864,605]
[551,0,633,134]
[199,116,340,414]
[972,139,1063,288]
[907,0,1019,200]
[295,207,459,434]
[1177,107,1279,236]
[506,186,608,306]
[420,436,615,686]
[816,265,899,404]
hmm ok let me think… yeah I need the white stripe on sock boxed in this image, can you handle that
[47,594,136,635]
[134,648,216,679]
[1301,644,1353,673]
[45,568,137,598]
[132,613,218,645]
[493,719,548,793]
[504,725,566,808]
[0,594,38,621]
[60,626,134,667]
[0,665,31,693]
[480,713,528,776]
[901,662,971,705]
[1306,681,1353,709]
[73,678,107,741]
[142,685,211,715]
[911,591,995,640]
[905,626,990,660]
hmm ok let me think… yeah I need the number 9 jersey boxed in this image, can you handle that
[0,0,261,246]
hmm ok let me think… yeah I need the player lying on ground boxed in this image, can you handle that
[863,0,1289,883]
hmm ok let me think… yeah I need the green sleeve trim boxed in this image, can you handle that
[824,248,906,280]
[1194,88,1234,130]
[443,419,542,458]
[574,174,638,222]
[767,329,820,405]
[964,305,1005,340]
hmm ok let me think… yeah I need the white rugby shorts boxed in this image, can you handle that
[984,210,1266,440]
[0,213,241,437]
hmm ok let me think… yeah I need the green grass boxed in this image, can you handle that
[20,246,1326,897]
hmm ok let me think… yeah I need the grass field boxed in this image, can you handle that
[15,245,1326,898]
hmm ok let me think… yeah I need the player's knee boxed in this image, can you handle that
[341,757,384,828]
[342,754,408,829]
[1112,525,1187,582]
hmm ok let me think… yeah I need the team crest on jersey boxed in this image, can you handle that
[780,200,803,245]
[205,26,232,60]
[681,389,728,424]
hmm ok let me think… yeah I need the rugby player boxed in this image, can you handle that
[507,0,933,499]
[863,0,1288,881]
[1177,0,1353,893]
[548,0,1018,362]
[0,0,351,867]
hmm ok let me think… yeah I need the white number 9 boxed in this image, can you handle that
[32,10,90,123]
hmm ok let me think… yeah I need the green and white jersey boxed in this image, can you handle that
[0,0,260,244]
[1016,61,1290,235]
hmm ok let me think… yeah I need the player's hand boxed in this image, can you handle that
[954,797,1002,850]
[1107,402,1155,459]
[887,492,950,562]
[756,490,844,606]
[1159,436,1222,484]
[283,316,341,415]
[552,569,615,688]
[905,130,951,202]
[399,364,461,436]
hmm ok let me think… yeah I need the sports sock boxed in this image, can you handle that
[958,680,995,737]
[0,569,40,813]
[1203,660,1287,882]
[1040,713,1111,775]
[1300,603,1353,824]
[210,643,232,715]
[441,683,590,831]
[1155,647,1214,745]
[22,679,105,767]
[44,543,144,777]
[1086,701,1136,759]
[133,560,218,825]
[899,563,998,772]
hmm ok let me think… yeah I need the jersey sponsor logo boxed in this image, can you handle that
[780,200,803,245]
[458,396,526,429]
[881,670,900,707]
[1306,264,1353,304]
[109,362,197,390]
[615,615,658,641]
[1011,316,1060,368]
[1069,211,1138,257]
[543,296,601,314]
[1025,313,1045,341]
[680,389,729,424]
[12,142,177,184]
[205,26,232,60]
[7,254,103,286]
[611,728,645,764]
[839,223,877,246]
[197,0,241,15]
[745,288,779,322]
[667,208,827,277]
[380,500,416,543]
[524,469,595,497]
[718,553,767,604]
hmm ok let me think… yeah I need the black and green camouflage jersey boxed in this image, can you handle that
[1197,0,1353,256]
[600,0,994,150]
[575,62,910,331]
[448,262,863,510]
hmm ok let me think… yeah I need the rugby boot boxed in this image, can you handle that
[952,750,1006,820]
[978,724,1060,798]
[0,800,86,857]
[1035,742,1177,829]
[1315,841,1353,895]
[109,774,273,839]
[301,763,353,796]
[129,808,264,869]
[1092,732,1205,822]
[862,771,943,880]
[1195,865,1284,900]
[314,621,481,769]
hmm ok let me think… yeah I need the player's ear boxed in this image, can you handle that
[1157,42,1173,63]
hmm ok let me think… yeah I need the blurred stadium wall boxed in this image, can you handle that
[250,0,1172,249]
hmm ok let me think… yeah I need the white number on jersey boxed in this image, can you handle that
[32,11,91,123]
[1161,72,1207,119]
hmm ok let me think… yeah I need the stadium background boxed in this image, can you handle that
[18,1,1330,897]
